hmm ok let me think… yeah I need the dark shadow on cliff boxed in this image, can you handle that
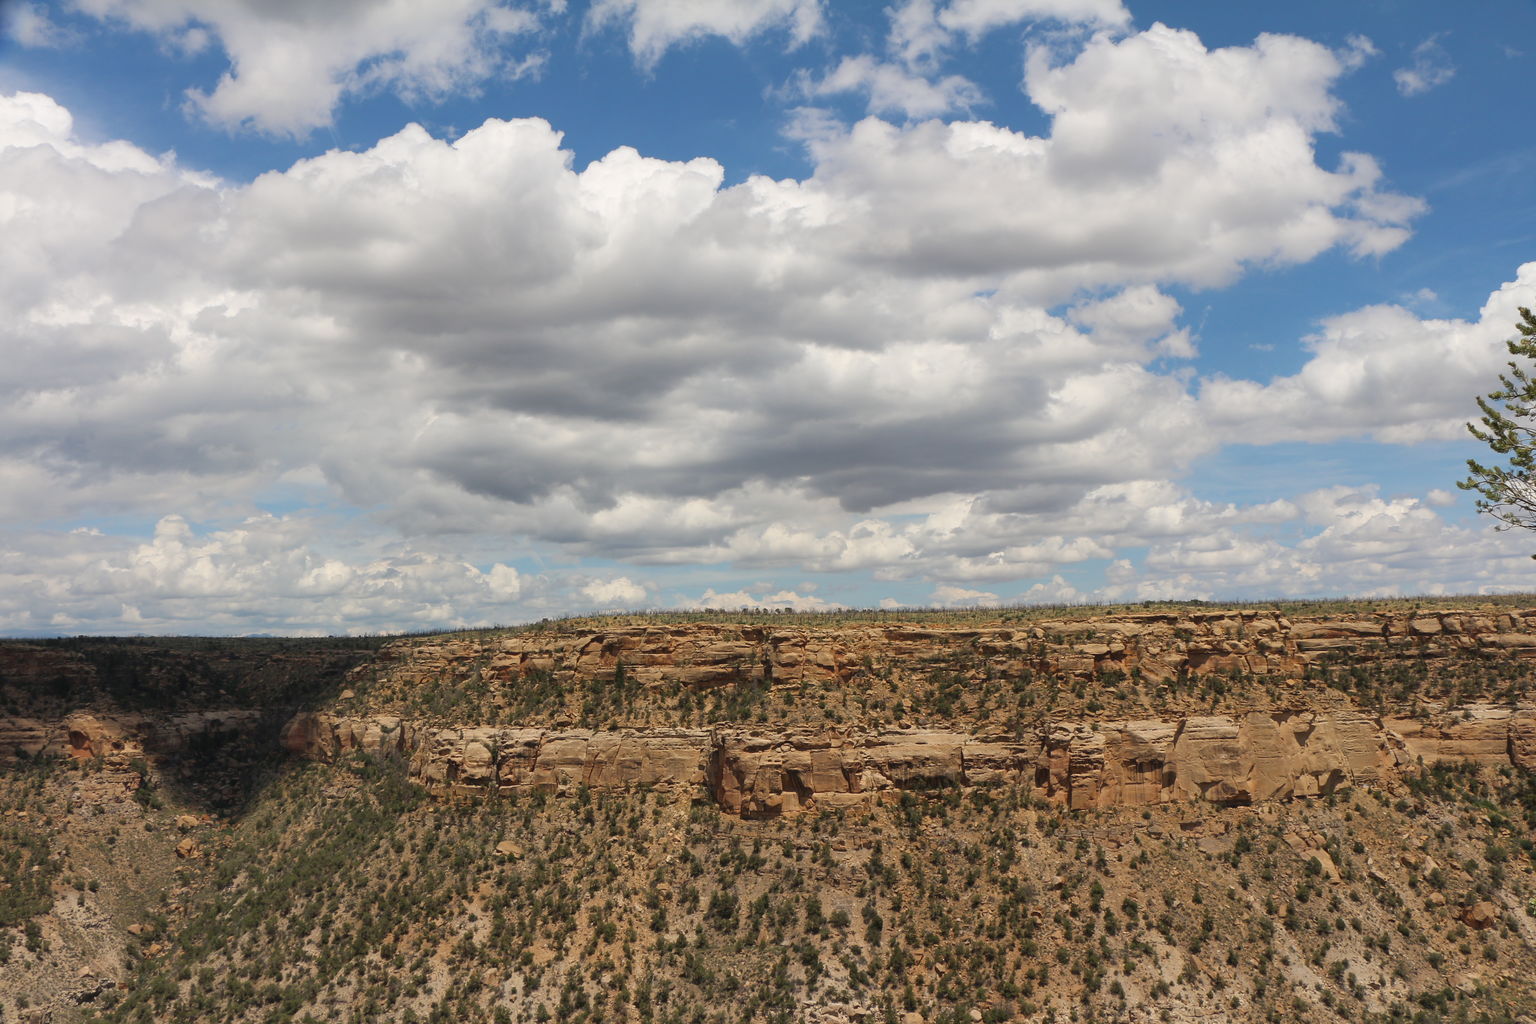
[0,636,390,819]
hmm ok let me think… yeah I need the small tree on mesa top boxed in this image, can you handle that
[1461,305,1536,550]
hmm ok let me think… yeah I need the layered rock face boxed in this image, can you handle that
[279,714,709,791]
[12,608,1536,815]
[1386,703,1536,766]
[0,710,262,765]
[281,703,1536,817]
[362,607,1536,695]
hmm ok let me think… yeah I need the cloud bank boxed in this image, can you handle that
[0,16,1527,632]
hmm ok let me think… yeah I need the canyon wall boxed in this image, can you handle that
[279,702,1536,817]
[8,607,1536,816]
[358,607,1536,693]
[0,710,263,764]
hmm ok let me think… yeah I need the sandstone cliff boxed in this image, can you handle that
[10,606,1536,817]
[279,702,1536,817]
[357,606,1536,700]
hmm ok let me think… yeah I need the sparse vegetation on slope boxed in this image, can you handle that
[30,753,1536,1024]
[6,603,1536,1023]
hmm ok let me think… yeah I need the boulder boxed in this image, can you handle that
[1461,901,1500,930]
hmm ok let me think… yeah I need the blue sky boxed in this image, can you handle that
[1,0,1534,634]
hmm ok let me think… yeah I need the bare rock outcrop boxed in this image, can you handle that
[279,712,413,761]
[280,702,1536,818]
[13,608,1536,820]
[300,607,1536,817]
[1384,703,1527,765]
[1461,901,1501,930]
[709,730,976,817]
[283,715,712,793]
[361,607,1536,702]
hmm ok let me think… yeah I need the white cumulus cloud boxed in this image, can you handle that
[928,584,1000,608]
[1201,263,1536,444]
[796,55,984,119]
[63,0,549,136]
[938,0,1128,37]
[0,15,1484,631]
[580,576,649,609]
[586,0,823,68]
[0,514,544,635]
